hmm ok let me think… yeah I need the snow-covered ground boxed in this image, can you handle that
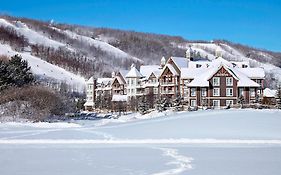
[0,109,281,175]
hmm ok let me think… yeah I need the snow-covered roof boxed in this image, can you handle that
[236,68,265,79]
[140,65,161,79]
[112,76,124,85]
[119,70,129,79]
[170,57,188,69]
[181,68,209,79]
[188,60,211,69]
[263,88,277,98]
[231,61,250,68]
[86,77,95,84]
[210,57,233,68]
[187,64,260,87]
[161,64,179,77]
[125,66,144,78]
[152,70,162,78]
[97,78,113,85]
[111,95,128,102]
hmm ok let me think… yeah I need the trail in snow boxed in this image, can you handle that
[152,148,193,175]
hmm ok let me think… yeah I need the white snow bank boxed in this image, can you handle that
[1,122,81,128]
[94,110,176,127]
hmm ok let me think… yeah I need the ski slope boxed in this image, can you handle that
[62,29,143,62]
[0,18,65,49]
[0,44,85,92]
[0,109,281,175]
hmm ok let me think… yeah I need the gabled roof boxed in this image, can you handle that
[125,66,144,78]
[86,76,95,84]
[119,70,129,79]
[210,57,233,68]
[232,68,260,87]
[160,64,179,77]
[206,64,239,80]
[170,57,189,69]
[111,76,124,85]
[140,65,161,79]
[187,63,260,87]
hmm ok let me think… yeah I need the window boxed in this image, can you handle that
[250,88,255,97]
[226,77,233,86]
[191,100,197,107]
[226,100,233,106]
[239,88,244,97]
[226,88,233,96]
[191,88,196,96]
[153,88,158,94]
[213,88,220,96]
[213,100,220,107]
[131,79,134,85]
[201,88,207,97]
[213,77,220,86]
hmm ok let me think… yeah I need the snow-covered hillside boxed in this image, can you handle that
[0,44,85,92]
[0,19,66,49]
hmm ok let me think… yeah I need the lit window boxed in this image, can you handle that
[213,77,220,86]
[226,77,233,86]
[213,88,220,96]
[226,88,233,96]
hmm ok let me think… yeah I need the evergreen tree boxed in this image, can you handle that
[172,95,184,111]
[155,97,169,112]
[0,55,34,91]
[138,96,149,115]
[238,95,245,108]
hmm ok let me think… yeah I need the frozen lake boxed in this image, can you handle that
[0,109,281,175]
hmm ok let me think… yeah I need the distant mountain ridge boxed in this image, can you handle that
[0,15,280,90]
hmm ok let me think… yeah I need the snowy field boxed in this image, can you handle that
[0,109,281,175]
